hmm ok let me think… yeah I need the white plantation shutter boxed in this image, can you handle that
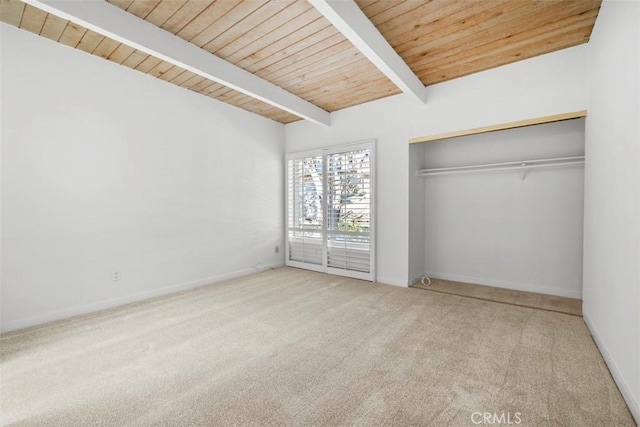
[326,149,372,275]
[287,155,324,269]
[286,142,375,281]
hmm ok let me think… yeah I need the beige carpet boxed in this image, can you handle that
[0,267,634,426]
[412,278,583,316]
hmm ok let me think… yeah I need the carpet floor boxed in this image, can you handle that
[0,267,634,426]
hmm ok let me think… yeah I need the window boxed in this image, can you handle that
[286,141,375,281]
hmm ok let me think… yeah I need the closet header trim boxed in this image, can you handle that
[409,110,587,144]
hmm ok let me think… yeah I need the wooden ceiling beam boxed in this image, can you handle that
[22,0,331,126]
[309,0,426,104]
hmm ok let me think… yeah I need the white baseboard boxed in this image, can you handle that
[376,276,408,288]
[583,312,639,425]
[0,262,284,334]
[423,271,582,299]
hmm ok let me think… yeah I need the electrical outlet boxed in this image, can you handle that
[275,246,279,253]
[112,271,121,282]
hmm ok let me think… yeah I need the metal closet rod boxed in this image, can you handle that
[416,155,585,177]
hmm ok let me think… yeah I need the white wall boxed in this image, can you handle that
[408,143,426,285]
[423,120,585,298]
[286,44,588,286]
[583,0,640,422]
[0,24,285,332]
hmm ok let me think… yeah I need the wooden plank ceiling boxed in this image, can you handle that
[356,0,602,86]
[1,0,601,124]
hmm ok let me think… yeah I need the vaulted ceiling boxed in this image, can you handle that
[1,0,601,125]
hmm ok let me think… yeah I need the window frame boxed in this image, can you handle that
[285,140,376,281]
